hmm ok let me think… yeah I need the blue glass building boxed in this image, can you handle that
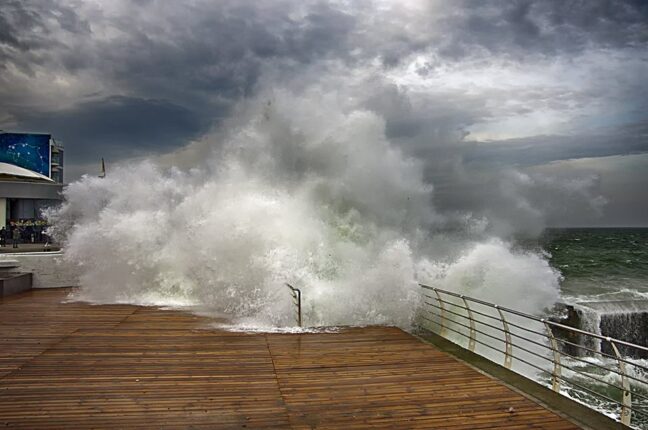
[0,131,65,237]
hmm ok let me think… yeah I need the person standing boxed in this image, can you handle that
[0,227,6,247]
[34,225,42,243]
[12,227,20,249]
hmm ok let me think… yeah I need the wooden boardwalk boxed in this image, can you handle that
[0,288,581,429]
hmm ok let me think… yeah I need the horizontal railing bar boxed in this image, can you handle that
[501,350,635,413]
[423,301,498,328]
[420,316,510,357]
[424,295,471,312]
[513,343,648,402]
[430,295,512,323]
[428,304,640,398]
[423,302,475,324]
[425,300,520,341]
[421,286,648,426]
[543,320,648,357]
[423,296,468,318]
[422,308,508,346]
[424,305,648,395]
[504,318,552,337]
[557,348,648,387]
[472,315,518,336]
[555,339,648,378]
[426,295,570,347]
[553,337,648,373]
[470,333,522,361]
[421,284,648,356]
[626,406,648,419]
[419,315,473,342]
[423,300,648,375]
[507,329,560,355]
[634,406,648,415]
[426,295,469,309]
[552,336,620,360]
[536,368,635,414]
[420,320,647,417]
[424,294,508,324]
[469,306,524,324]
[422,307,484,337]
[506,328,555,351]
[421,284,501,307]
[426,302,582,364]
[498,336,554,364]
[428,311,648,394]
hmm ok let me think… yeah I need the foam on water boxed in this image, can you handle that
[47,89,562,329]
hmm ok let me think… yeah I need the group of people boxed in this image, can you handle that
[0,226,22,248]
[0,225,49,248]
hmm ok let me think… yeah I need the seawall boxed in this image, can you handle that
[0,251,79,288]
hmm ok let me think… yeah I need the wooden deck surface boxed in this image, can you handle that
[0,288,581,429]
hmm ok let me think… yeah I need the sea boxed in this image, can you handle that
[540,227,648,352]
[540,228,648,427]
[542,227,648,303]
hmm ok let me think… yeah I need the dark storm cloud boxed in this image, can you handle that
[0,0,89,71]
[0,0,647,194]
[17,96,212,162]
[1,0,362,165]
[464,120,648,167]
[96,3,352,97]
[437,0,648,59]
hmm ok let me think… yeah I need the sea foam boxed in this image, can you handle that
[47,89,561,329]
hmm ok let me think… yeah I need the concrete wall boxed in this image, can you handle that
[0,273,32,297]
[0,181,63,200]
[0,252,80,288]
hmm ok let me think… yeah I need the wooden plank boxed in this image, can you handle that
[0,288,582,429]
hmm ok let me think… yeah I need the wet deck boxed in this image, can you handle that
[0,288,581,429]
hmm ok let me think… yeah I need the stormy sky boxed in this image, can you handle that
[1,0,647,227]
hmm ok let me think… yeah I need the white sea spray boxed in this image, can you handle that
[47,88,562,329]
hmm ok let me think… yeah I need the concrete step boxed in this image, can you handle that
[0,259,20,269]
[0,272,32,297]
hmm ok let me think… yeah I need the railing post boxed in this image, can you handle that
[542,319,561,393]
[418,284,648,428]
[295,288,302,327]
[461,296,476,352]
[434,289,446,337]
[609,339,631,426]
[285,283,302,327]
[495,306,512,369]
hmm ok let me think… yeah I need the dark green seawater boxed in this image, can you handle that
[539,228,648,428]
[541,228,648,301]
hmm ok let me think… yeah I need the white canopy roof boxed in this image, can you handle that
[0,162,54,182]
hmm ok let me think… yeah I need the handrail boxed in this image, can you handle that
[285,283,302,327]
[421,284,648,355]
[424,296,648,388]
[418,284,648,427]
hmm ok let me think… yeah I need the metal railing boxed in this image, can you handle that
[285,283,302,327]
[419,284,648,428]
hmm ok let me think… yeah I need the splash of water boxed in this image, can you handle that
[47,89,561,329]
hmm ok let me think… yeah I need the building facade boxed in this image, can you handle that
[0,132,64,238]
